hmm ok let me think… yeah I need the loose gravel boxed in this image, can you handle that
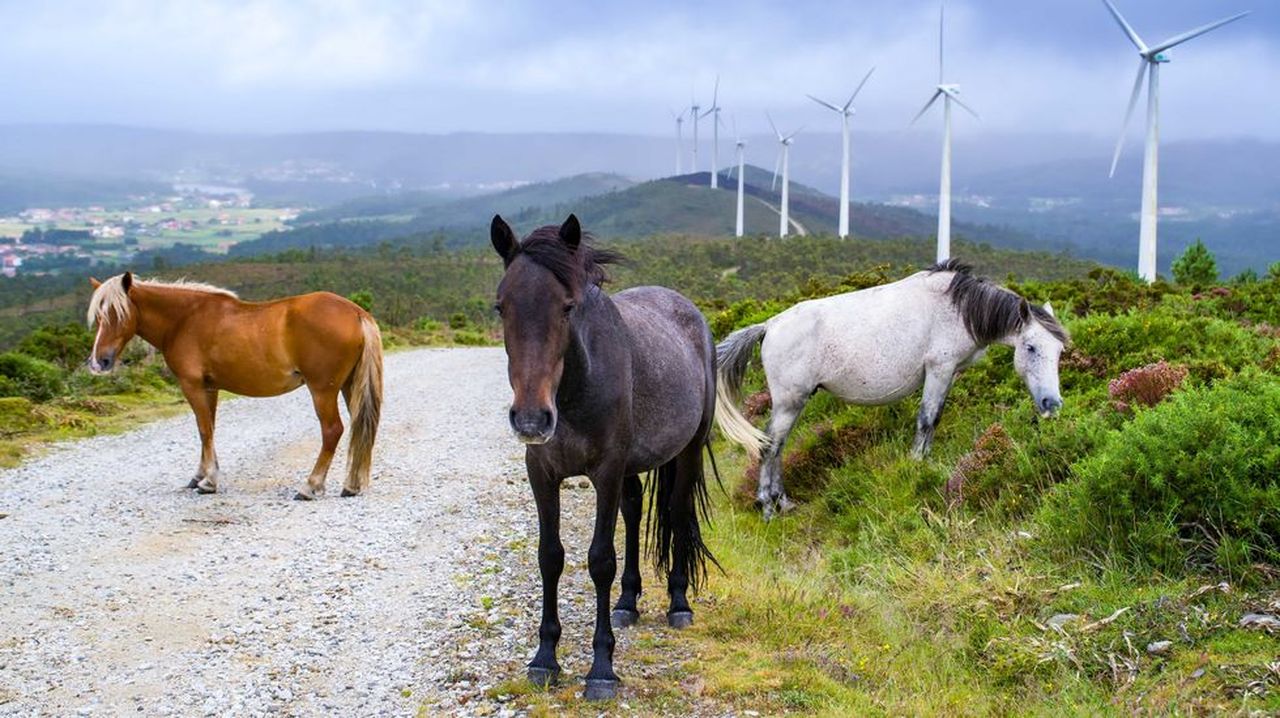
[0,347,619,717]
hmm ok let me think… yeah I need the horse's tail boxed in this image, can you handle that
[346,314,384,492]
[714,323,770,459]
[646,441,721,594]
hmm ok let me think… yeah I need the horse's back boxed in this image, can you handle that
[761,271,954,404]
[612,286,714,470]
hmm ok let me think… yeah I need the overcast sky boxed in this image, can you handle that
[0,0,1274,140]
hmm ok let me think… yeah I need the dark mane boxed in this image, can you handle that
[928,260,1068,344]
[512,226,626,292]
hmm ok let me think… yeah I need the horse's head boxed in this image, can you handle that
[86,273,138,375]
[491,214,589,444]
[1011,301,1066,418]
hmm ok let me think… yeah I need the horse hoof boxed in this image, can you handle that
[611,609,640,628]
[185,478,200,489]
[583,678,620,701]
[668,611,694,629]
[195,480,217,495]
[527,665,560,688]
[292,491,314,501]
[340,488,359,498]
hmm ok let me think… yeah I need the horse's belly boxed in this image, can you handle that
[822,366,925,406]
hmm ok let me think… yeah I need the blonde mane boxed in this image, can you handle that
[87,275,238,326]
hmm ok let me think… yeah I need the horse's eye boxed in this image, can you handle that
[1026,344,1037,354]
[563,302,576,316]
[493,303,503,316]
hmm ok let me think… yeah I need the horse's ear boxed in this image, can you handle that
[89,277,101,289]
[1043,301,1055,318]
[490,215,517,266]
[559,214,581,252]
[1018,298,1031,323]
[121,272,133,293]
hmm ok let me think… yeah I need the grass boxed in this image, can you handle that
[0,386,187,468]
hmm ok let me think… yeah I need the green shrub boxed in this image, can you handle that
[1037,372,1280,576]
[1170,239,1219,287]
[347,289,374,312]
[16,322,94,370]
[448,312,469,330]
[1068,303,1274,381]
[0,352,65,402]
[452,329,490,346]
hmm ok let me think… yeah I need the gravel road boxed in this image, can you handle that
[0,347,622,717]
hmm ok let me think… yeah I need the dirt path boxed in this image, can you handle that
[0,347,622,717]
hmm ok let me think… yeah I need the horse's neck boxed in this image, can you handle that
[560,288,617,397]
[131,285,212,348]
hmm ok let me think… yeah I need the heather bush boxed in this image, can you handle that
[1106,360,1189,412]
[1037,371,1280,576]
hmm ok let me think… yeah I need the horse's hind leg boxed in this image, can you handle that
[610,474,643,628]
[179,380,222,493]
[759,387,809,520]
[294,386,343,501]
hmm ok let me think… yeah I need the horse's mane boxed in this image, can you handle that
[928,259,1068,344]
[87,274,238,326]
[513,226,626,292]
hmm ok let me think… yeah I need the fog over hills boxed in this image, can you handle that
[0,124,1275,274]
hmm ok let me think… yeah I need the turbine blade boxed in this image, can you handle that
[939,3,945,82]
[784,126,804,142]
[807,94,842,113]
[1109,58,1148,178]
[910,90,943,126]
[767,112,782,140]
[1148,11,1250,56]
[772,150,782,190]
[1101,0,1149,53]
[701,107,715,119]
[711,74,720,107]
[846,66,876,110]
[942,88,980,120]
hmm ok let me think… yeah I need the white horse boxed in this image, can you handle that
[715,260,1068,519]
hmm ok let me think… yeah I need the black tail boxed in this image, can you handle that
[645,442,721,592]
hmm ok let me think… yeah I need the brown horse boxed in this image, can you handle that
[86,272,383,500]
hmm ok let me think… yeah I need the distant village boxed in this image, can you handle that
[0,191,298,277]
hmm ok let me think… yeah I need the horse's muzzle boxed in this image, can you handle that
[1038,396,1062,418]
[510,408,555,444]
[87,353,115,375]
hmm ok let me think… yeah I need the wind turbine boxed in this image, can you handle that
[671,109,686,175]
[912,3,978,264]
[730,118,747,237]
[689,94,702,175]
[701,76,723,188]
[807,66,875,239]
[768,113,802,238]
[1101,0,1249,283]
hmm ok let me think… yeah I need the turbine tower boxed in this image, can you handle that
[701,76,723,188]
[733,120,746,237]
[689,94,702,175]
[807,66,875,239]
[671,109,686,175]
[1101,0,1249,283]
[768,114,802,239]
[911,4,978,263]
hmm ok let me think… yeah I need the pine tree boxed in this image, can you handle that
[1171,239,1218,287]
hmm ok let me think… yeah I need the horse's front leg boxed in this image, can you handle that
[911,365,956,459]
[179,380,222,493]
[760,388,808,520]
[610,473,643,628]
[584,464,624,700]
[526,459,564,689]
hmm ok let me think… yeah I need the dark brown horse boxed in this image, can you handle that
[87,273,383,500]
[491,214,719,701]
